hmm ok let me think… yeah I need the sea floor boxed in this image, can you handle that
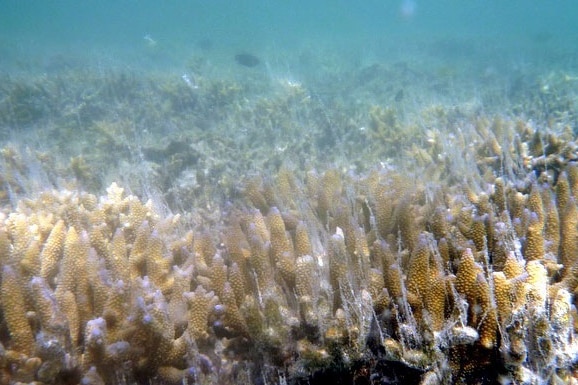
[0,36,576,216]
[1,36,578,384]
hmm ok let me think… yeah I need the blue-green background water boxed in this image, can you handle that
[2,1,577,73]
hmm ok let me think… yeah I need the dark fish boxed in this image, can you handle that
[234,53,260,67]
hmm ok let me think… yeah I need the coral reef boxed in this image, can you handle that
[1,46,578,385]
[1,117,578,384]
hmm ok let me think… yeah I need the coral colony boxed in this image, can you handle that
[1,58,578,384]
[2,120,578,384]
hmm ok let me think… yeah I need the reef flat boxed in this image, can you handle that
[0,46,578,384]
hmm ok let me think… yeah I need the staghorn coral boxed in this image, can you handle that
[2,120,578,385]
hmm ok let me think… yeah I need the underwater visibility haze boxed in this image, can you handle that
[1,1,578,384]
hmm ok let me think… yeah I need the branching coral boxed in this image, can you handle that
[1,118,578,385]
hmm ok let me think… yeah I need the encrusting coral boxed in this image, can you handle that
[1,119,578,385]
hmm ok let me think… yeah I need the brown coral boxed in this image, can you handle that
[2,117,578,385]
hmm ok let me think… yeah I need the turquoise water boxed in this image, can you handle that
[2,1,577,72]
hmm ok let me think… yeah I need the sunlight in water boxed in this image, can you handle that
[400,0,417,19]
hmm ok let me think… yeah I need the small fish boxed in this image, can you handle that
[234,53,260,68]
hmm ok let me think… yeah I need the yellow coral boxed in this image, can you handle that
[2,130,578,385]
[455,248,497,348]
[184,285,215,342]
[267,207,296,287]
[559,197,578,276]
[1,266,35,355]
